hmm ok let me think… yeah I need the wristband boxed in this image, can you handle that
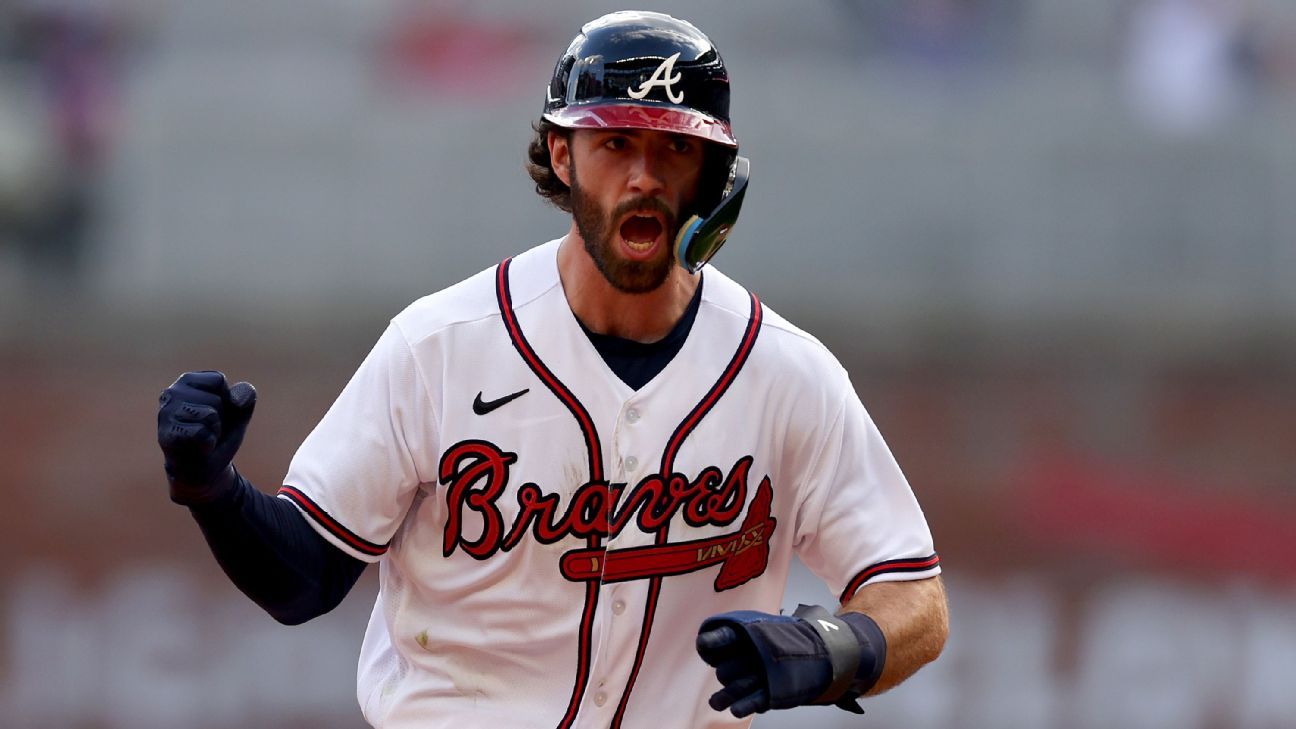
[839,610,887,695]
[792,604,860,703]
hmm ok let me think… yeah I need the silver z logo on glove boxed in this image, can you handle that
[628,52,684,104]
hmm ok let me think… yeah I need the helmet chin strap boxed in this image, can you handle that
[674,156,750,274]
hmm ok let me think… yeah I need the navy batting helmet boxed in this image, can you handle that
[544,11,736,147]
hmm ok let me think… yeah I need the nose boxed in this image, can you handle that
[626,148,666,198]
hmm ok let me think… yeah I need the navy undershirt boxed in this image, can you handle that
[187,470,367,624]
[577,276,703,390]
[191,279,706,623]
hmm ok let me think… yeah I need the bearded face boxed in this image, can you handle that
[568,155,685,294]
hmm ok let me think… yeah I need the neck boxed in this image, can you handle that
[557,224,700,343]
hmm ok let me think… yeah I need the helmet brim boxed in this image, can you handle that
[544,103,737,148]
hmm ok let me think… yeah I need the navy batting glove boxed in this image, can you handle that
[696,607,884,718]
[157,371,257,505]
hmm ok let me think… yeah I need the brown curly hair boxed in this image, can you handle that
[525,118,572,212]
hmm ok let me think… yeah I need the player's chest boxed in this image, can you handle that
[433,353,790,581]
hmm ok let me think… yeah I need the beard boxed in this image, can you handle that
[570,166,680,294]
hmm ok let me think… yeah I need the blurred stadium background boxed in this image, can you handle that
[2,0,1294,727]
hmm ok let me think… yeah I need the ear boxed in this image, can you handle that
[549,131,572,187]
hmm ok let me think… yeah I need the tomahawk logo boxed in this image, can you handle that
[628,52,684,104]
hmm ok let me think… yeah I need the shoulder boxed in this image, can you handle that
[391,238,562,345]
[702,267,849,388]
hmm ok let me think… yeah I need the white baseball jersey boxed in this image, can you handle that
[279,238,940,729]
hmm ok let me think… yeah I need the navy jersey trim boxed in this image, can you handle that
[496,258,604,729]
[839,553,942,603]
[610,291,764,728]
[276,485,389,557]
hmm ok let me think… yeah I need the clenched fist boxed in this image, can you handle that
[157,370,257,505]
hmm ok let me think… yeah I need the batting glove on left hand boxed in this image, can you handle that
[696,605,884,718]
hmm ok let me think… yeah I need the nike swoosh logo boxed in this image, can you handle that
[473,388,530,415]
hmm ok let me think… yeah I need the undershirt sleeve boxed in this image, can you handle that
[188,469,368,625]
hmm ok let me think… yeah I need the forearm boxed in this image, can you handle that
[188,469,367,625]
[841,575,949,694]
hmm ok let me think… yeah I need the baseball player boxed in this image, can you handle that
[157,11,946,728]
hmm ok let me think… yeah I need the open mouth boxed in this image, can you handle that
[619,213,665,252]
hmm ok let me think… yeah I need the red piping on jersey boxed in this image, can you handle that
[838,554,942,603]
[496,259,604,480]
[276,485,389,557]
[610,291,763,729]
[496,258,604,729]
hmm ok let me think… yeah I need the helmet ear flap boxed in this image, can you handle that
[675,155,750,274]
[691,144,737,218]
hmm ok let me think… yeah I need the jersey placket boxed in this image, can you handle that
[578,396,658,727]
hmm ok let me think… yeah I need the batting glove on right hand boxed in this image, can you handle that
[157,370,257,505]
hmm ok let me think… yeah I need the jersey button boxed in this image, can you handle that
[624,456,639,472]
[594,691,607,707]
[626,408,641,423]
[612,600,626,615]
